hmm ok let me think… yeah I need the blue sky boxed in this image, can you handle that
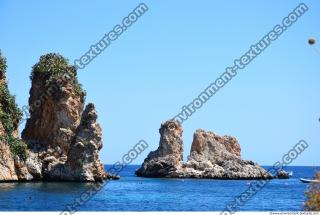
[0,0,319,165]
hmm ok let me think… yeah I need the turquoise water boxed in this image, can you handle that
[0,165,318,211]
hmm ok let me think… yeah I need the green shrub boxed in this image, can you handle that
[0,51,25,160]
[83,139,91,146]
[0,52,22,132]
[0,135,27,160]
[0,84,22,129]
[304,172,320,211]
[8,136,27,160]
[77,159,84,168]
[0,111,14,134]
[0,51,7,79]
[31,53,69,77]
[31,53,86,101]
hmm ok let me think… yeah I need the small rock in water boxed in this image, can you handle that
[275,170,290,179]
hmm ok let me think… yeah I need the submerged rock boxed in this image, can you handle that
[136,120,272,180]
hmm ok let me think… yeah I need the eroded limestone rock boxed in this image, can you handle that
[0,131,18,181]
[135,120,183,177]
[21,54,107,182]
[136,121,272,179]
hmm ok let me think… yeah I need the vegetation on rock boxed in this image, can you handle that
[0,51,7,80]
[0,51,26,160]
[31,53,86,101]
[0,135,27,160]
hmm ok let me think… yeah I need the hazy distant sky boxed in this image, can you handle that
[1,0,319,165]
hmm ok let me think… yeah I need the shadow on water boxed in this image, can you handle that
[0,183,19,191]
[0,181,95,194]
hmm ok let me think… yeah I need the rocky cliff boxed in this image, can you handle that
[20,53,106,182]
[136,120,272,179]
[0,52,109,182]
[0,123,18,181]
[0,51,25,181]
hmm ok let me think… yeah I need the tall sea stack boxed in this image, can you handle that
[21,53,106,181]
[135,120,183,177]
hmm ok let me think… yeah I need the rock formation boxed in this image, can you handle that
[275,170,290,179]
[0,51,25,181]
[0,125,18,181]
[0,52,111,182]
[182,129,272,179]
[46,103,106,181]
[136,120,273,179]
[20,53,107,182]
[135,120,183,177]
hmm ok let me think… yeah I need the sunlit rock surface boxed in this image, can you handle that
[136,120,272,179]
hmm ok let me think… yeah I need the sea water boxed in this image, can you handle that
[0,165,318,211]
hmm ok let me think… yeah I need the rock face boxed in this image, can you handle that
[46,103,106,181]
[20,53,106,182]
[22,54,85,156]
[0,124,18,181]
[0,53,114,182]
[135,120,183,177]
[182,129,272,179]
[136,120,272,179]
[0,51,24,181]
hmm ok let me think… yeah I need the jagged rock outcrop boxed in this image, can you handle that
[20,53,107,182]
[47,103,106,181]
[182,129,272,179]
[136,120,272,179]
[135,120,183,177]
